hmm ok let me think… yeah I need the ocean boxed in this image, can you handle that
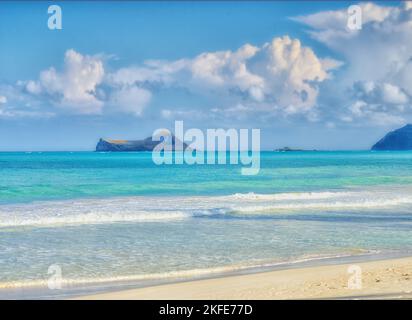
[1,151,412,298]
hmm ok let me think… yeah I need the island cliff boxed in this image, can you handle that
[372,124,412,151]
[96,136,189,152]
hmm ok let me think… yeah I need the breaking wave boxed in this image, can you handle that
[1,187,412,228]
[0,250,376,289]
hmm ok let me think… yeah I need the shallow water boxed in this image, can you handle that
[1,151,412,297]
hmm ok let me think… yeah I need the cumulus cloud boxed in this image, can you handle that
[17,37,339,120]
[295,2,412,126]
[5,1,412,129]
[107,59,187,87]
[189,43,262,93]
[353,81,409,105]
[109,36,340,117]
[26,49,105,114]
[293,2,395,44]
[22,49,156,117]
[247,36,341,113]
[0,86,55,119]
[340,81,409,126]
[344,99,405,126]
[0,95,54,119]
[25,81,42,95]
[191,36,340,114]
[109,86,152,116]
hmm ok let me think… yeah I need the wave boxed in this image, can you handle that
[0,210,191,228]
[228,191,353,201]
[231,196,412,214]
[1,186,412,228]
[0,250,377,289]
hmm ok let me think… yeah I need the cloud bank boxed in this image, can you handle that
[295,1,412,126]
[3,36,339,120]
[1,2,411,129]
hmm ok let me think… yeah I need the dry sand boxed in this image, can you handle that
[77,257,412,300]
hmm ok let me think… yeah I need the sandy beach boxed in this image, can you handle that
[77,257,412,300]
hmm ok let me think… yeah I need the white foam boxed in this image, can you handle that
[229,191,352,201]
[0,210,190,228]
[0,250,376,289]
[231,196,412,213]
[1,186,411,228]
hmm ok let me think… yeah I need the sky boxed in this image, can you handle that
[0,1,411,151]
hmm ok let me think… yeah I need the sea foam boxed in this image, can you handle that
[1,186,412,228]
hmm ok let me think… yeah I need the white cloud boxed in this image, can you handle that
[109,86,152,116]
[343,97,406,127]
[27,49,105,114]
[0,97,54,119]
[23,49,156,117]
[107,59,186,87]
[293,2,397,47]
[353,81,409,105]
[380,83,409,105]
[187,36,341,114]
[19,37,340,119]
[295,2,412,126]
[25,81,42,95]
[294,2,412,81]
[248,36,340,114]
[0,87,55,119]
[110,36,340,117]
[189,43,262,91]
[5,2,412,128]
[365,112,405,126]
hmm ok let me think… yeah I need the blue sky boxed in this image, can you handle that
[0,1,410,150]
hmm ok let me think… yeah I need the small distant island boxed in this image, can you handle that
[372,124,412,151]
[274,147,317,152]
[275,147,303,152]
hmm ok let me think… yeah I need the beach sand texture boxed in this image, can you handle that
[77,257,412,300]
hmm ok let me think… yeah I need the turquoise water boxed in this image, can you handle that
[1,151,412,297]
[2,151,412,204]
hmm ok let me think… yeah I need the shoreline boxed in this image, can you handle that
[75,256,412,300]
[0,251,406,300]
[1,252,411,299]
[0,251,385,299]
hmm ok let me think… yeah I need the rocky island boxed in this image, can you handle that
[96,136,188,152]
[372,124,412,151]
